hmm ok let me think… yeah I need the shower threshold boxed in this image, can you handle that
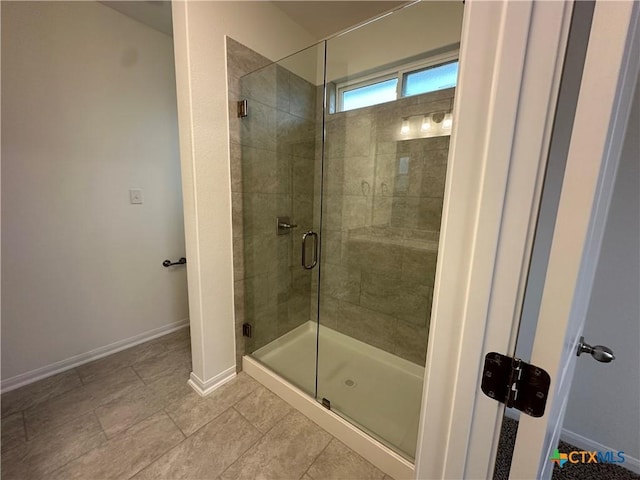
[243,321,424,480]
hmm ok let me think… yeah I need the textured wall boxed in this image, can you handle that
[1,1,187,381]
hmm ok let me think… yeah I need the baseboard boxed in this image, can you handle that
[1,319,190,393]
[560,428,640,474]
[187,366,236,396]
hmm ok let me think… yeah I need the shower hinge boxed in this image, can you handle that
[480,352,550,418]
[237,99,248,118]
[321,398,331,410]
[242,323,252,338]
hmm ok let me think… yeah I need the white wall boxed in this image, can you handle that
[562,75,640,464]
[170,1,316,389]
[1,1,188,383]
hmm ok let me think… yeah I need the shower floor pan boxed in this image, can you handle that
[244,321,424,478]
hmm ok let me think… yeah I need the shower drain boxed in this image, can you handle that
[344,379,356,387]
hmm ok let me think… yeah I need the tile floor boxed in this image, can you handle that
[1,328,392,480]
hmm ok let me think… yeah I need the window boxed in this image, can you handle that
[402,61,459,97]
[335,52,459,113]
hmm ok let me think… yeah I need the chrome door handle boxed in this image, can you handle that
[577,336,615,363]
[301,231,318,269]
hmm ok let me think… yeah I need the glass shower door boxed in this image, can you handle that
[240,42,325,397]
[316,1,462,461]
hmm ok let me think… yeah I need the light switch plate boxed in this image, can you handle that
[129,188,143,204]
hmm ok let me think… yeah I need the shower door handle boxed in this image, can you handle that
[301,231,318,270]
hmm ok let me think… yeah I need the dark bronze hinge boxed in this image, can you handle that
[481,352,550,417]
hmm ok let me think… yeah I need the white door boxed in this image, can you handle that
[415,0,639,479]
[509,2,640,478]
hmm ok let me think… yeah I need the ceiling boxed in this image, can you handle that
[100,1,173,36]
[100,1,407,40]
[272,1,407,40]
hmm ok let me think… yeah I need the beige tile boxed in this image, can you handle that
[344,236,403,279]
[165,373,260,437]
[336,301,396,353]
[383,475,396,480]
[132,345,191,384]
[394,322,429,366]
[1,412,25,453]
[401,246,438,287]
[1,412,106,480]
[234,386,292,433]
[95,384,166,438]
[153,327,190,352]
[320,263,361,305]
[1,369,82,418]
[146,366,192,406]
[24,367,142,438]
[132,408,260,480]
[48,411,184,480]
[307,438,385,480]
[220,411,332,480]
[302,475,314,480]
[360,272,431,326]
[76,341,165,384]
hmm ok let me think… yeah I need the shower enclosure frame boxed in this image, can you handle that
[236,1,599,479]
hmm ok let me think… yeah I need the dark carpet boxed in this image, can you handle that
[493,416,639,480]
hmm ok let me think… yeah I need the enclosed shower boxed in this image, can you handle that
[228,1,463,464]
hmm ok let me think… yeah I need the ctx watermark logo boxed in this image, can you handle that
[550,449,626,468]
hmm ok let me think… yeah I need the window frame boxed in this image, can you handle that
[335,49,459,113]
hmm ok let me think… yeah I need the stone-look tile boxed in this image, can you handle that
[230,141,243,193]
[360,272,431,326]
[337,301,396,353]
[307,438,385,480]
[146,366,192,406]
[1,412,106,480]
[239,100,277,150]
[234,386,292,433]
[339,195,371,230]
[320,263,361,305]
[394,322,429,366]
[241,145,289,194]
[232,192,244,239]
[302,475,314,480]
[1,412,25,453]
[220,411,332,480]
[132,345,191,384]
[153,327,190,352]
[242,192,289,236]
[1,369,82,418]
[226,37,271,82]
[319,294,339,330]
[345,236,403,279]
[24,367,142,438]
[48,411,184,480]
[383,475,396,480]
[240,63,289,111]
[94,384,167,438]
[401,246,438,287]
[165,373,260,437]
[76,341,165,384]
[325,114,373,159]
[289,71,316,120]
[233,236,246,281]
[132,408,261,480]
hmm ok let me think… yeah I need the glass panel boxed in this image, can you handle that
[342,77,398,111]
[239,42,326,397]
[320,1,463,461]
[403,61,459,97]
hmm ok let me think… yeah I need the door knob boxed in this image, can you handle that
[576,336,615,363]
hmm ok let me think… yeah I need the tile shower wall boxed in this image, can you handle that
[227,38,317,370]
[318,89,454,365]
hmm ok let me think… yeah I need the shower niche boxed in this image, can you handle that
[227,0,464,465]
